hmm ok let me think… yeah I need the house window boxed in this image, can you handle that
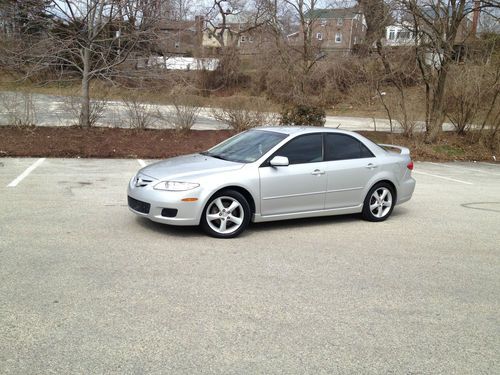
[175,41,180,49]
[248,36,254,43]
[320,20,327,27]
[388,30,395,40]
[316,32,323,41]
[335,32,342,43]
[337,18,343,26]
[398,31,411,40]
[240,35,246,42]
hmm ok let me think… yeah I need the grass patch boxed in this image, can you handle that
[432,145,465,157]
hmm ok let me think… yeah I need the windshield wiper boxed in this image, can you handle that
[200,151,228,161]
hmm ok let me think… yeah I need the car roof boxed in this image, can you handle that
[254,126,359,136]
[254,126,387,157]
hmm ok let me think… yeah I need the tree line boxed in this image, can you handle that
[0,0,499,146]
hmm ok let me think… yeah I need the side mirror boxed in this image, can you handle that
[270,156,289,167]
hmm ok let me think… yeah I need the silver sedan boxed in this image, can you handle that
[128,127,416,238]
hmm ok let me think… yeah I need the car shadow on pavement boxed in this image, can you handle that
[249,206,410,234]
[133,206,411,238]
[248,214,360,234]
[134,217,205,238]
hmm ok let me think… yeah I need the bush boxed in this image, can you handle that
[158,95,201,132]
[445,65,484,135]
[123,93,156,130]
[63,89,109,127]
[211,97,277,132]
[0,91,37,126]
[279,104,326,127]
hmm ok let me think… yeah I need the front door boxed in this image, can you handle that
[259,133,327,216]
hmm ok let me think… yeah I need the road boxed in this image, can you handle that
[0,158,499,374]
[0,91,457,131]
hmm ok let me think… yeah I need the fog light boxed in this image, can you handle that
[161,208,178,217]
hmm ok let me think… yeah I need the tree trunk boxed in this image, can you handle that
[79,47,91,128]
[426,64,449,143]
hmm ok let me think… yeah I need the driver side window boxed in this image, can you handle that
[274,134,323,165]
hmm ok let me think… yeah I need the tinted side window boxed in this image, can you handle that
[275,134,323,164]
[324,133,374,161]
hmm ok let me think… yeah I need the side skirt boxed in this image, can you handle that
[252,204,363,223]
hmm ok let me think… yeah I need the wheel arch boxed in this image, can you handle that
[370,179,397,202]
[207,185,256,215]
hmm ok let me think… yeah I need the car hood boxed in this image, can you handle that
[139,153,244,180]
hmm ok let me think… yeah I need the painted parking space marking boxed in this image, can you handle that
[479,162,500,167]
[137,159,146,167]
[413,170,473,185]
[6,158,46,187]
[428,162,500,176]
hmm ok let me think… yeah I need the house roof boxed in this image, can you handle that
[157,20,199,32]
[305,7,360,20]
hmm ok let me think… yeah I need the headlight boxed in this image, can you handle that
[153,181,199,191]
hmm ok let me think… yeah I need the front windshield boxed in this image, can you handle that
[201,130,288,163]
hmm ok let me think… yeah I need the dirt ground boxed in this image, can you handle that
[0,126,497,162]
[0,126,234,159]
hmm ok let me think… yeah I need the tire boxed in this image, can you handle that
[200,190,251,238]
[362,182,395,222]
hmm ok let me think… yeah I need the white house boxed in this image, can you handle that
[384,23,415,47]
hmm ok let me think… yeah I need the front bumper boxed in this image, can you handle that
[127,178,204,226]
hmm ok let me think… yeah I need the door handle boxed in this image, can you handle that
[311,169,325,176]
[366,163,378,169]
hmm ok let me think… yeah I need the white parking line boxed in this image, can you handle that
[137,159,146,167]
[413,170,473,185]
[7,158,46,187]
[428,162,500,176]
[479,162,500,167]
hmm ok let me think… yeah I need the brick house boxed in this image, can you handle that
[202,15,275,56]
[288,8,367,55]
[156,16,204,56]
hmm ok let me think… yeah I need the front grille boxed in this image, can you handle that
[128,196,150,214]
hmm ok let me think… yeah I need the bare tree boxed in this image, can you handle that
[205,0,271,48]
[266,0,324,98]
[2,0,165,128]
[357,0,392,56]
[395,0,499,142]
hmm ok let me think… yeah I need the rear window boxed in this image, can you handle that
[324,133,374,161]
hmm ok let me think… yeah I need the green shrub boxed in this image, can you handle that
[280,105,326,127]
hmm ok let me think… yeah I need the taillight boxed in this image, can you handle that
[407,161,414,170]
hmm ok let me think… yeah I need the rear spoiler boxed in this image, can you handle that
[378,144,410,155]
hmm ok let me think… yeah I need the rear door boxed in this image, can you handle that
[259,133,327,216]
[323,133,378,209]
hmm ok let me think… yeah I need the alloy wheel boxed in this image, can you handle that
[206,196,245,235]
[369,187,393,219]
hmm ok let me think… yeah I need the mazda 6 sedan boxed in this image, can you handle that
[128,127,416,238]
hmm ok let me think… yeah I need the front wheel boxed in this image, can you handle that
[200,190,251,238]
[362,182,395,222]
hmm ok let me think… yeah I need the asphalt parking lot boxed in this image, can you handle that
[1,157,499,374]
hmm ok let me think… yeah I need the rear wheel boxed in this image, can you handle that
[362,182,395,222]
[200,190,251,238]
